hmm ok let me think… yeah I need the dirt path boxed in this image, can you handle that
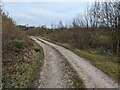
[32,37,83,88]
[33,37,118,88]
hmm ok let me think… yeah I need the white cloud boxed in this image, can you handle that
[25,7,80,23]
[5,5,86,26]
[27,8,56,16]
[18,14,34,19]
[11,13,34,20]
[3,1,117,27]
[26,7,84,17]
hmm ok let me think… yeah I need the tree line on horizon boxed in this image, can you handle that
[18,1,120,55]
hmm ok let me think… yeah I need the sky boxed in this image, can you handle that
[2,0,117,28]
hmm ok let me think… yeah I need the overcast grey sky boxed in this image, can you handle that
[2,0,117,27]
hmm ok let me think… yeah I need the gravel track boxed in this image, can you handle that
[32,37,118,88]
[32,37,82,88]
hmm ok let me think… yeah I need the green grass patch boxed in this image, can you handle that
[73,49,118,80]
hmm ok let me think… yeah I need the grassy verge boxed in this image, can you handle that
[2,38,44,88]
[28,38,44,88]
[43,37,119,81]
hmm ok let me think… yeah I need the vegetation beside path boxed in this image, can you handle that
[44,37,119,82]
[2,12,44,88]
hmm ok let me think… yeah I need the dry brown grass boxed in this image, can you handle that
[2,13,44,88]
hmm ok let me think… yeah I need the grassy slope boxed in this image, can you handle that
[44,38,119,81]
[3,38,44,88]
[2,13,44,88]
